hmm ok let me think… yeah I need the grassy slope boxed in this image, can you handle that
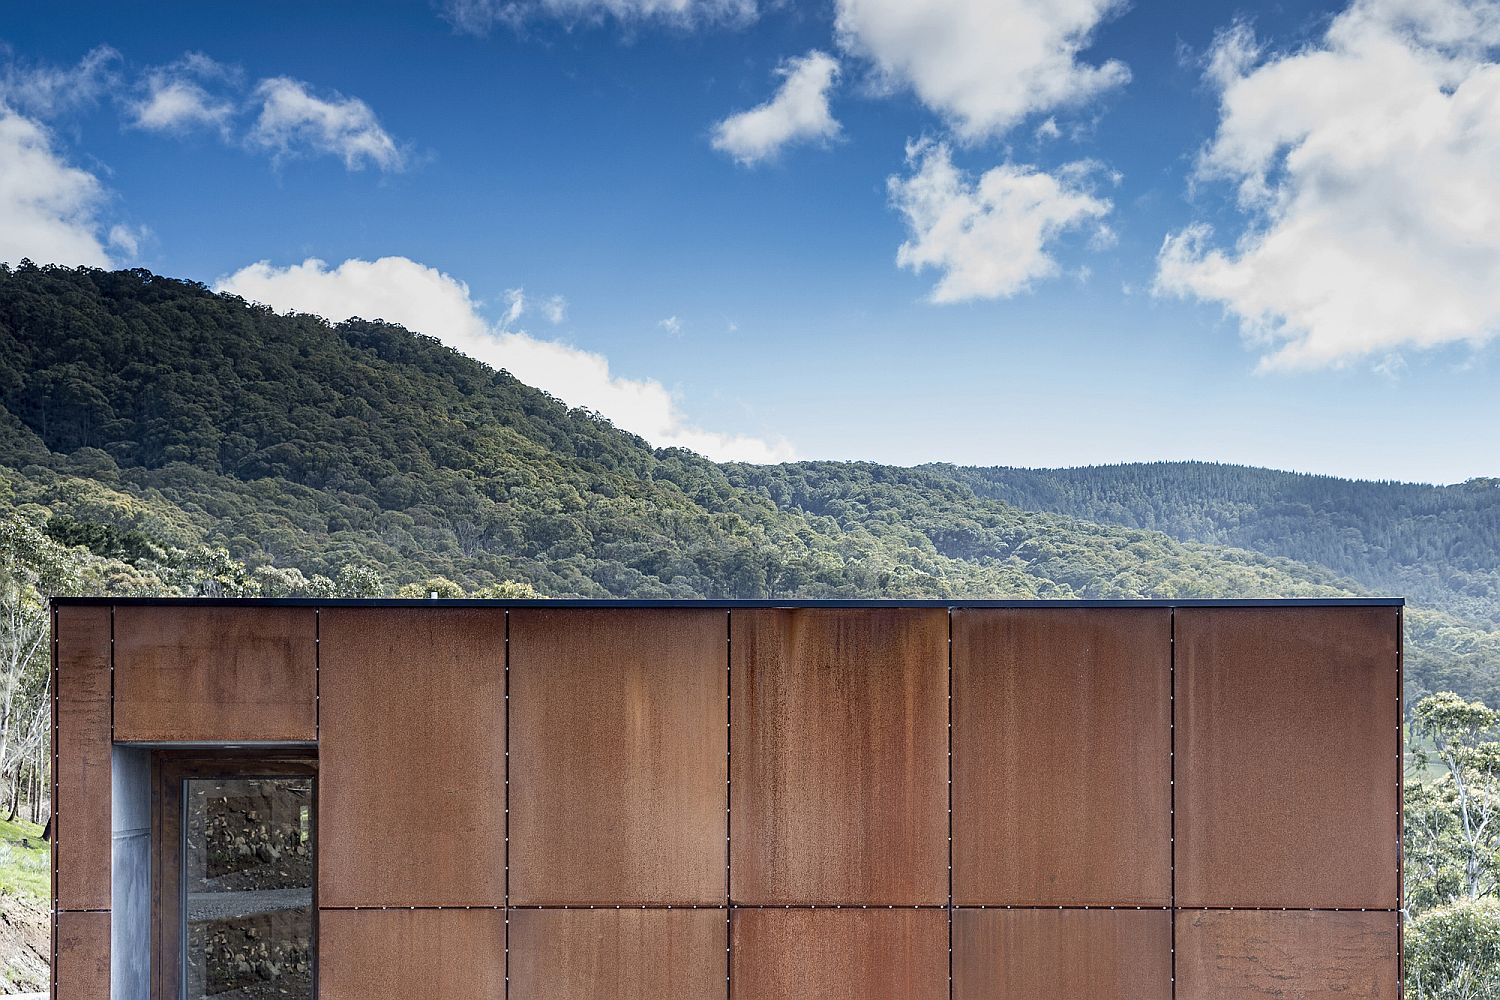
[0,816,49,993]
[0,817,47,900]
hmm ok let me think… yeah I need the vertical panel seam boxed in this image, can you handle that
[314,606,322,1000]
[1170,608,1177,1000]
[947,608,954,1000]
[108,605,115,922]
[50,606,58,1000]
[726,609,733,1000]
[314,608,320,742]
[504,609,511,1000]
[1395,607,1404,1000]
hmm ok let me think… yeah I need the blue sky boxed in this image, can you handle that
[3,0,1499,483]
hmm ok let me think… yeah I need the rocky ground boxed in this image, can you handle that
[0,891,48,994]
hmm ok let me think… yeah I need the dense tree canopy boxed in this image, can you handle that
[1,262,1497,705]
[939,462,1500,627]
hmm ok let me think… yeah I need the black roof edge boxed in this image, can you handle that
[52,597,1405,609]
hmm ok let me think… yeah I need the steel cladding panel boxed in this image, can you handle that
[730,608,949,904]
[55,910,110,1000]
[1176,910,1400,1000]
[113,606,316,742]
[1176,606,1400,909]
[317,607,505,907]
[317,908,506,1000]
[730,908,948,1000]
[48,599,1403,997]
[960,905,1170,1000]
[509,608,727,905]
[953,908,1172,1000]
[54,605,113,911]
[508,908,726,1000]
[952,607,1171,906]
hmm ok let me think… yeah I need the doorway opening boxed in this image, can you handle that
[153,754,317,1000]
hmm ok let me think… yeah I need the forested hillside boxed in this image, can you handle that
[1,262,1497,707]
[0,262,1357,602]
[936,462,1500,627]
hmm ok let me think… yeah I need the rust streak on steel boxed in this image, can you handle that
[508,607,728,906]
[509,908,725,1000]
[113,605,316,742]
[1175,606,1400,910]
[317,606,506,908]
[318,909,506,1000]
[952,607,1172,907]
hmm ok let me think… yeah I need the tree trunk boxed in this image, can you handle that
[5,764,20,824]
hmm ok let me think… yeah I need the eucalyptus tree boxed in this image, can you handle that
[1414,693,1500,901]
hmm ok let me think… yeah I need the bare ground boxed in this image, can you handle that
[0,892,48,993]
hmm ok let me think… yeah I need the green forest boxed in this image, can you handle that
[938,462,1500,628]
[1,263,1498,993]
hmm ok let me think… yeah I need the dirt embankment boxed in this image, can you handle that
[0,891,49,993]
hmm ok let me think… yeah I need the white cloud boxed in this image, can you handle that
[248,78,406,172]
[1203,20,1261,89]
[0,45,120,118]
[711,50,841,165]
[107,223,147,257]
[659,315,683,336]
[888,140,1112,302]
[442,0,755,34]
[834,0,1129,140]
[130,54,237,133]
[123,55,404,173]
[216,256,795,462]
[133,79,228,132]
[541,294,568,324]
[1157,0,1500,370]
[501,287,527,327]
[0,106,113,266]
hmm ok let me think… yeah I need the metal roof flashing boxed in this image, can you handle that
[51,596,1405,609]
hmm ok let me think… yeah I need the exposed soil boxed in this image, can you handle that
[0,891,49,993]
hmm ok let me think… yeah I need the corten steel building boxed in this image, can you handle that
[50,598,1404,1000]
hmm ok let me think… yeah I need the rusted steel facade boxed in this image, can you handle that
[51,598,1403,999]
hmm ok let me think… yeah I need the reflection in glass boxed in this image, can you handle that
[184,778,314,999]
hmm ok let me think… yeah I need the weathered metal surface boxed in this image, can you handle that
[509,608,727,905]
[55,910,110,1000]
[317,607,505,907]
[113,606,316,742]
[46,599,1405,997]
[953,908,1172,1000]
[730,908,948,1000]
[508,908,725,999]
[317,908,506,1000]
[1176,606,1400,908]
[730,608,949,904]
[55,605,112,911]
[1176,910,1400,1000]
[952,607,1171,906]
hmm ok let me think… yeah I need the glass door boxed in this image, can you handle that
[153,755,316,1000]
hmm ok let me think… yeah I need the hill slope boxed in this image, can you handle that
[2,263,1496,704]
[931,462,1500,628]
[0,263,1356,602]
